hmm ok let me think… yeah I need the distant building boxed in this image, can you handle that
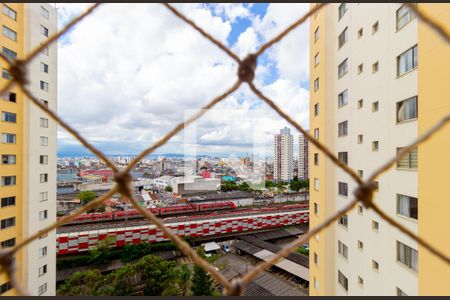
[274,127,294,182]
[298,132,309,180]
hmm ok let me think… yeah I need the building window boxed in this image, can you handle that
[338,182,348,196]
[42,46,49,56]
[40,173,48,183]
[358,240,364,250]
[314,203,319,214]
[2,92,16,103]
[397,194,418,220]
[397,4,416,31]
[358,205,364,215]
[39,246,47,258]
[314,277,319,289]
[396,147,418,169]
[314,178,319,191]
[40,25,49,37]
[372,61,379,73]
[0,217,15,229]
[357,64,363,74]
[358,276,364,287]
[314,52,319,67]
[1,155,16,165]
[338,121,348,137]
[338,27,348,48]
[357,99,363,109]
[1,196,15,208]
[40,155,48,165]
[39,233,48,239]
[314,252,319,265]
[2,133,16,144]
[372,101,379,112]
[38,264,47,277]
[397,45,418,76]
[358,28,363,39]
[1,176,16,186]
[338,241,348,258]
[357,134,363,144]
[40,136,48,146]
[2,26,17,41]
[40,80,49,92]
[40,62,49,73]
[338,152,348,165]
[39,191,48,202]
[338,58,348,78]
[314,103,319,116]
[39,210,48,221]
[397,241,418,271]
[0,282,12,295]
[2,47,17,61]
[338,214,348,228]
[1,112,16,123]
[2,4,16,20]
[397,287,408,296]
[40,99,49,107]
[372,21,379,34]
[0,237,15,248]
[314,27,319,43]
[357,170,363,178]
[314,153,319,165]
[338,89,348,107]
[373,181,379,191]
[314,128,319,140]
[396,96,418,123]
[372,141,379,151]
[38,283,47,296]
[41,6,49,19]
[372,220,379,231]
[40,117,49,128]
[338,3,348,20]
[338,270,348,291]
[2,68,12,80]
[372,260,379,271]
[314,78,319,92]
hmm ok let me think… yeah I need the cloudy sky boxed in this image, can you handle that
[56,3,310,157]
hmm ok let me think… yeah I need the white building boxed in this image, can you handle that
[298,131,310,180]
[274,127,294,182]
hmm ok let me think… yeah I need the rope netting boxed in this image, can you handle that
[0,3,449,296]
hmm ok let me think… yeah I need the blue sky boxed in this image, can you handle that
[56,3,310,157]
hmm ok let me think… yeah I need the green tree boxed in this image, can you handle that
[165,185,173,192]
[221,181,238,192]
[289,179,302,192]
[238,181,252,192]
[161,264,192,296]
[105,264,136,295]
[57,270,106,296]
[77,190,97,205]
[265,180,277,188]
[191,247,215,296]
[136,255,178,296]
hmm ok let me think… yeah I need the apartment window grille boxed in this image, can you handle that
[314,52,319,66]
[2,133,16,144]
[39,191,48,202]
[1,112,16,123]
[40,117,49,128]
[372,61,379,73]
[338,58,348,78]
[338,3,348,20]
[338,182,348,196]
[372,141,379,151]
[314,27,319,43]
[1,176,16,186]
[358,99,363,109]
[40,155,48,165]
[338,270,348,291]
[314,78,319,91]
[338,241,348,258]
[40,62,49,73]
[372,21,379,34]
[314,103,319,116]
[39,246,47,257]
[2,26,16,41]
[397,45,418,76]
[40,80,49,92]
[397,96,418,123]
[397,194,418,220]
[40,136,48,146]
[1,155,16,165]
[1,196,15,208]
[397,4,416,30]
[40,6,49,19]
[397,287,408,296]
[0,238,15,248]
[338,89,348,107]
[397,241,418,271]
[2,47,17,61]
[338,214,348,227]
[338,27,348,48]
[40,173,48,183]
[40,25,49,37]
[372,101,379,112]
[358,28,363,38]
[396,147,418,169]
[0,217,15,229]
[338,121,348,137]
[38,283,47,295]
[372,220,379,231]
[0,282,12,295]
[39,210,48,221]
[2,4,16,20]
[38,264,47,277]
[338,152,348,165]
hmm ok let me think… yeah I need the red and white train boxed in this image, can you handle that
[56,209,310,255]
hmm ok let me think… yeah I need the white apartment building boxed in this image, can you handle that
[273,127,294,182]
[310,3,422,296]
[298,131,309,180]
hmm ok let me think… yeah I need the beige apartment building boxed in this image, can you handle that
[274,127,294,182]
[309,3,450,296]
[1,3,57,296]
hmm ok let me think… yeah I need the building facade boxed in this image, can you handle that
[298,131,309,180]
[309,3,450,296]
[273,127,294,182]
[1,3,57,296]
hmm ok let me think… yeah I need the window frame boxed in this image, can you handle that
[396,194,418,220]
[396,96,418,123]
[338,58,348,79]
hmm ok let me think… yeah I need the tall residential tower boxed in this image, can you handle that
[1,3,57,296]
[309,3,450,296]
[273,127,294,182]
[298,131,309,180]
